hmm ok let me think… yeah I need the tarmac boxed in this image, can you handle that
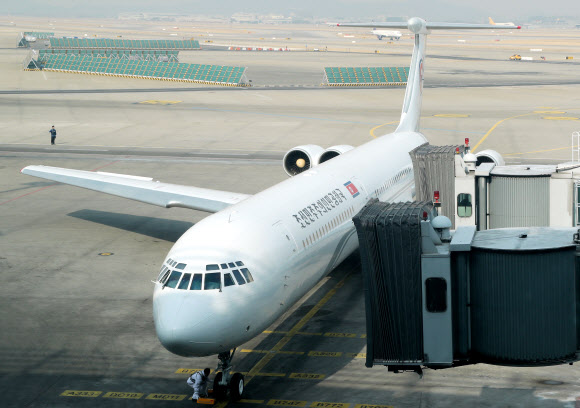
[2,16,580,408]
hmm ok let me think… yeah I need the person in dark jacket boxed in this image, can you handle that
[49,126,57,145]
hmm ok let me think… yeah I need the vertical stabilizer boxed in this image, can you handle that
[396,21,427,133]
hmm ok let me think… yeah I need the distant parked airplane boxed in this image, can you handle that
[489,17,520,28]
[372,28,402,40]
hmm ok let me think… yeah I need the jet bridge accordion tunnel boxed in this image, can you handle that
[353,200,580,373]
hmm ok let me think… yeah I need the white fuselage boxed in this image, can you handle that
[372,29,402,40]
[153,130,427,357]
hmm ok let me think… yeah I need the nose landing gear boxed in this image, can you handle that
[213,349,245,401]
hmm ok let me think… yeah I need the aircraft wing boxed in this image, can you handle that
[21,165,250,213]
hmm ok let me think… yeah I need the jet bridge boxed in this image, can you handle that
[353,200,580,373]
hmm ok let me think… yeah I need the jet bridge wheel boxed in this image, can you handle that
[229,372,244,401]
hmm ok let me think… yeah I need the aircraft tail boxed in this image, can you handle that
[337,18,519,134]
[488,17,496,25]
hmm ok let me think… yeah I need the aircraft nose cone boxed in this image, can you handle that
[153,285,219,357]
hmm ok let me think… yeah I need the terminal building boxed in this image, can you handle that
[353,135,580,375]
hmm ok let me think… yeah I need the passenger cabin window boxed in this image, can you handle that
[224,273,235,287]
[190,274,202,290]
[206,264,219,271]
[165,271,182,289]
[457,193,473,217]
[178,273,192,290]
[231,269,246,285]
[204,272,221,290]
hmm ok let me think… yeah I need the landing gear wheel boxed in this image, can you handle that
[229,373,244,401]
[213,372,227,400]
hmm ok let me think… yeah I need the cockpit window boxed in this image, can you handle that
[204,272,221,290]
[178,273,192,290]
[176,263,187,270]
[240,268,254,283]
[235,261,244,266]
[165,270,182,289]
[220,263,228,269]
[206,264,219,271]
[231,269,246,285]
[160,269,171,284]
[228,262,235,268]
[190,274,202,290]
[157,266,168,281]
[224,273,235,287]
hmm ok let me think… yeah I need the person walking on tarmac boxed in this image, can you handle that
[49,125,57,145]
[187,368,211,402]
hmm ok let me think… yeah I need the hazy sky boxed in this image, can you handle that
[4,0,578,21]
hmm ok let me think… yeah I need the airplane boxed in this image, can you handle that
[372,28,402,40]
[21,17,519,401]
[489,17,520,28]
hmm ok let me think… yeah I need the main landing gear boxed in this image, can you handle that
[213,349,244,401]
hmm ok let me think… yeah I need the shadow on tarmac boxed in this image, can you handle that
[68,209,194,242]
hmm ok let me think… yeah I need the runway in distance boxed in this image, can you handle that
[22,17,519,400]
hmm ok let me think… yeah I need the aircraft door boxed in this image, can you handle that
[272,221,298,306]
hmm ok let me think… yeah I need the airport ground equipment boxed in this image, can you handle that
[49,37,200,50]
[323,67,409,86]
[354,200,580,373]
[17,32,54,47]
[24,52,248,86]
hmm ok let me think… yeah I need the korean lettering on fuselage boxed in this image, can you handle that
[292,188,347,229]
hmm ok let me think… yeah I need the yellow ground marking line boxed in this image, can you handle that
[244,274,351,386]
[308,351,343,357]
[175,368,215,374]
[433,113,470,118]
[289,373,326,380]
[471,112,536,153]
[543,116,578,120]
[534,110,566,114]
[503,145,578,156]
[369,121,398,138]
[354,404,394,408]
[312,403,350,408]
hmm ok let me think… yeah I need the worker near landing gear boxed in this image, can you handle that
[187,368,211,402]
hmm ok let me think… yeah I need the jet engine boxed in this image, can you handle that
[283,145,324,176]
[474,149,505,166]
[319,145,354,164]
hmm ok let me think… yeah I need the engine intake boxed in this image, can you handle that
[319,145,354,164]
[283,145,324,176]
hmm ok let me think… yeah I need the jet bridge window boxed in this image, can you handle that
[190,274,202,290]
[178,273,192,290]
[457,193,472,217]
[204,272,221,290]
[165,271,182,289]
[426,277,447,313]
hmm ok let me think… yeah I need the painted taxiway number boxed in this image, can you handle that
[289,373,326,380]
[308,351,343,357]
[346,353,367,359]
[103,392,143,399]
[354,404,394,408]
[61,390,102,397]
[311,402,351,408]
[138,100,182,105]
[268,399,308,407]
[145,393,187,401]
[324,332,357,338]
